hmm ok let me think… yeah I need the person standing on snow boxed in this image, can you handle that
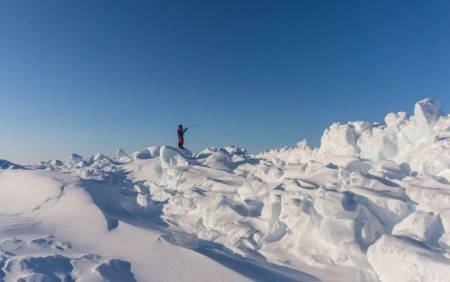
[177,124,188,149]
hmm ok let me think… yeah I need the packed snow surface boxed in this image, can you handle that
[1,99,449,281]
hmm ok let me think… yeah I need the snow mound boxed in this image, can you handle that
[159,146,193,169]
[0,160,23,170]
[367,235,450,282]
[0,170,63,215]
[0,236,136,281]
[392,210,444,247]
[132,146,161,160]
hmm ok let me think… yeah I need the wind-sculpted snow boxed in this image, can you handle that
[0,236,136,281]
[1,99,450,281]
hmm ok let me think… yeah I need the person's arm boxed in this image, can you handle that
[183,128,188,133]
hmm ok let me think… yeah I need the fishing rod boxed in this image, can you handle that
[186,124,201,129]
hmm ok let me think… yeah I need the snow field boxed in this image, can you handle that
[1,98,449,281]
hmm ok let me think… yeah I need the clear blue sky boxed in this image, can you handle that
[1,1,449,164]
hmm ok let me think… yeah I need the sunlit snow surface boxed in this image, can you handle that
[1,99,450,281]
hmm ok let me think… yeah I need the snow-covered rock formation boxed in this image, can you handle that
[1,98,449,281]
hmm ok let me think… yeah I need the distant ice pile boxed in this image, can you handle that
[264,98,450,182]
[0,160,23,170]
[1,99,449,281]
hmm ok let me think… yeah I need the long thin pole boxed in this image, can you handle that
[186,124,201,128]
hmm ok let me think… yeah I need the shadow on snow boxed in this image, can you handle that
[81,169,320,282]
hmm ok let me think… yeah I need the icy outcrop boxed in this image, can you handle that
[258,99,449,183]
[369,160,406,180]
[204,148,233,171]
[35,159,64,171]
[159,146,192,169]
[132,147,159,160]
[52,160,64,168]
[434,115,450,137]
[67,154,85,168]
[319,123,361,156]
[223,146,248,156]
[116,149,131,163]
[414,98,443,136]
[237,174,269,201]
[313,98,450,182]
[257,139,316,165]
[93,153,111,163]
[392,210,444,247]
[0,160,23,170]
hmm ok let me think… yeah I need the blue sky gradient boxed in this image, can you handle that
[1,1,449,163]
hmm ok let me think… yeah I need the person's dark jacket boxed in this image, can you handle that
[178,128,187,138]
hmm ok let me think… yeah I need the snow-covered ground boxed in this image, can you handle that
[1,98,449,281]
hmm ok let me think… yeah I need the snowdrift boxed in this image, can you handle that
[1,98,449,281]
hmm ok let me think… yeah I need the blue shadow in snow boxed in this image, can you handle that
[196,246,320,282]
[161,233,320,282]
[228,199,264,217]
[80,170,168,231]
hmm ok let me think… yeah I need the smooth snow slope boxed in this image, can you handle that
[1,98,449,281]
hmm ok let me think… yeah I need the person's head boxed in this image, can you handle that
[178,124,183,129]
